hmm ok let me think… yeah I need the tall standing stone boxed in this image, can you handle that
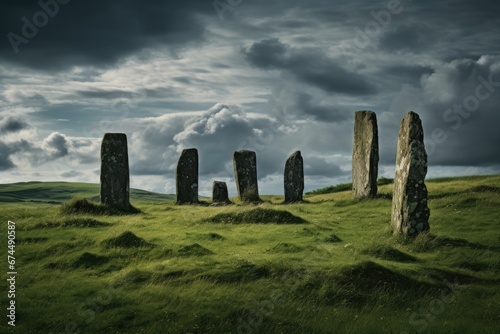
[233,150,260,202]
[176,148,198,204]
[284,151,304,203]
[212,181,231,205]
[352,110,379,199]
[391,111,430,237]
[100,133,130,211]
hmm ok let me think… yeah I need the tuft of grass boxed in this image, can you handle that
[60,197,141,215]
[204,208,307,224]
[102,231,154,248]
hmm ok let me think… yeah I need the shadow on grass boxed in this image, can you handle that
[60,197,141,215]
[203,208,308,224]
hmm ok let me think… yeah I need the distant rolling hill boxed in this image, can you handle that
[0,181,175,204]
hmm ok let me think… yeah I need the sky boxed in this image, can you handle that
[0,0,499,196]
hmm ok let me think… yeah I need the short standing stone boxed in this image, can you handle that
[212,181,231,204]
[233,150,260,202]
[391,111,430,237]
[176,148,198,204]
[100,133,130,210]
[352,110,379,199]
[284,151,304,203]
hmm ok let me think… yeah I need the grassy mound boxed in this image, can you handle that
[102,231,154,248]
[178,243,213,257]
[362,245,417,263]
[72,252,110,268]
[268,242,303,253]
[204,208,307,224]
[60,197,141,215]
[325,233,342,243]
[202,261,271,283]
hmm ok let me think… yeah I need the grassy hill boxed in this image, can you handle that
[0,175,499,333]
[0,181,175,204]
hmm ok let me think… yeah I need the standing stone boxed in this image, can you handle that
[233,150,260,202]
[391,111,430,237]
[284,151,304,203]
[352,110,379,199]
[100,133,130,211]
[176,148,198,204]
[212,181,231,205]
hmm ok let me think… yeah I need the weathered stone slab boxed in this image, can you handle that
[352,110,379,199]
[284,151,304,203]
[233,150,260,202]
[100,133,130,210]
[212,181,231,205]
[176,148,198,204]
[391,111,430,237]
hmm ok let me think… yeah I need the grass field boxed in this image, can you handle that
[0,175,499,333]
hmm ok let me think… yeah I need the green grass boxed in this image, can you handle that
[0,175,499,333]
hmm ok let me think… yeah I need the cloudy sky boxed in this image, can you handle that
[0,0,499,196]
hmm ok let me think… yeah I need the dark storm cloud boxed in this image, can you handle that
[380,56,500,168]
[378,23,437,52]
[0,0,212,70]
[0,117,30,133]
[242,38,376,95]
[76,89,134,100]
[304,156,347,177]
[382,65,434,81]
[0,139,32,170]
[0,141,16,170]
[296,92,347,123]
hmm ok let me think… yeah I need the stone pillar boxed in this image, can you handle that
[352,110,379,199]
[100,133,130,210]
[284,151,304,203]
[233,150,260,202]
[176,148,198,204]
[212,181,231,204]
[391,111,430,237]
